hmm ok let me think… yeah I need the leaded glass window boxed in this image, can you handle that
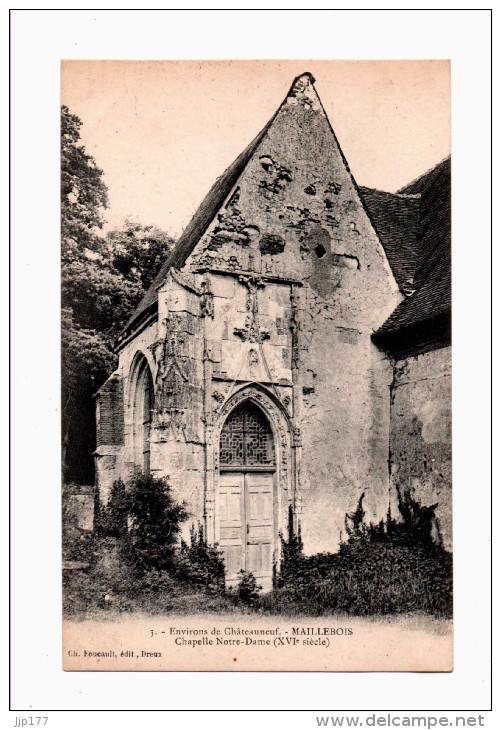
[220,401,275,467]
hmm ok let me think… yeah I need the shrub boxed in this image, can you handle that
[318,542,450,615]
[63,476,228,616]
[176,523,226,591]
[345,488,443,548]
[269,488,452,618]
[344,492,368,541]
[237,570,261,604]
[276,505,305,587]
[62,521,95,565]
[99,479,128,537]
[262,542,452,617]
[134,569,175,592]
[63,534,134,615]
[120,473,189,575]
[391,486,443,548]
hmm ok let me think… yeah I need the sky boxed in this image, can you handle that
[61,59,450,238]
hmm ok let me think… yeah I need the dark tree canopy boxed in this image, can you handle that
[105,220,175,292]
[61,105,109,261]
[61,106,174,483]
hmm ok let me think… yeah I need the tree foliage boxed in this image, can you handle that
[122,473,189,575]
[344,492,367,540]
[177,523,226,591]
[105,220,173,291]
[61,105,108,262]
[268,489,451,617]
[61,106,174,482]
[237,570,262,604]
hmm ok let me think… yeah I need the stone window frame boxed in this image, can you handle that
[128,351,154,474]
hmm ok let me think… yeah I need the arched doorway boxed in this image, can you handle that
[218,400,276,586]
[131,355,153,474]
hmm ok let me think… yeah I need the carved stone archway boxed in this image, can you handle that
[205,384,296,580]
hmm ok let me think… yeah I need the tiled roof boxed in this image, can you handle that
[374,156,451,336]
[359,187,421,295]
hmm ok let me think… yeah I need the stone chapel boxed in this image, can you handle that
[94,73,452,589]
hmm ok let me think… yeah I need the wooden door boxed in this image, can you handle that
[219,472,245,580]
[219,471,274,587]
[245,472,274,583]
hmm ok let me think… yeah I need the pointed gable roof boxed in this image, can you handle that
[120,71,398,341]
[121,73,319,338]
[118,72,449,353]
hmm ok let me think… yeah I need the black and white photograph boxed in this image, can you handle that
[61,60,453,672]
[9,8,493,721]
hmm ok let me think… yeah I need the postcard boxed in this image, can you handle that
[61,60,452,672]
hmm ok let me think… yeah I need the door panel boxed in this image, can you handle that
[245,472,274,581]
[219,471,275,586]
[218,473,245,580]
[246,540,272,576]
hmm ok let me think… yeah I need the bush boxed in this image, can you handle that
[62,522,95,565]
[63,535,134,615]
[391,486,443,548]
[345,488,443,548]
[176,523,226,591]
[276,505,305,588]
[63,475,228,617]
[99,479,128,537]
[62,487,96,566]
[118,473,189,575]
[269,488,452,618]
[237,570,261,604]
[319,542,447,615]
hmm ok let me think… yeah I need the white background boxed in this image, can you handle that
[8,5,495,726]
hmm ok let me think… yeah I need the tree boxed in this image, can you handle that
[61,105,108,262]
[61,106,175,483]
[61,105,114,481]
[124,474,189,575]
[276,505,305,586]
[61,258,143,337]
[61,308,117,477]
[105,220,174,291]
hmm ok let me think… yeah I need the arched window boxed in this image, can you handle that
[132,355,154,474]
[220,401,275,467]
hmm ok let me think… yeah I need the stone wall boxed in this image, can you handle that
[63,484,95,532]
[96,374,124,447]
[153,274,206,528]
[94,320,156,504]
[95,74,453,564]
[389,345,452,549]
[95,73,406,558]
[299,332,393,554]
[181,74,401,554]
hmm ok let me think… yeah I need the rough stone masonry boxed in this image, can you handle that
[94,73,452,589]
